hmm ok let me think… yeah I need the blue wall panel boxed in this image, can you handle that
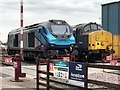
[102,1,120,34]
[108,3,118,34]
[102,5,108,30]
[119,2,120,34]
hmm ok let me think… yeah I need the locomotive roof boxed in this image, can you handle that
[73,22,102,31]
[9,19,67,35]
[8,27,25,34]
[73,23,86,31]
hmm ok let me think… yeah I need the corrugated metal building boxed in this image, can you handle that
[102,1,120,34]
[102,1,120,59]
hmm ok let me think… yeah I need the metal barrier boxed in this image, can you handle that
[1,53,26,81]
[1,54,14,65]
[36,59,120,90]
[36,59,87,90]
[0,47,9,64]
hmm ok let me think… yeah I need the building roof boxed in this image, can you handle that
[102,1,120,6]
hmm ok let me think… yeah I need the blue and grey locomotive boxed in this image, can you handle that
[7,20,75,59]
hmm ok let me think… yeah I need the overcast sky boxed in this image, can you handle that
[0,0,119,43]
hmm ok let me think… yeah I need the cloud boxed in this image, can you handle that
[0,0,119,42]
[24,0,97,14]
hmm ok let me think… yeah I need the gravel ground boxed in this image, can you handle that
[88,71,120,89]
[89,71,120,84]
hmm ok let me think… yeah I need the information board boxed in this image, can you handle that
[53,61,69,80]
[68,62,85,87]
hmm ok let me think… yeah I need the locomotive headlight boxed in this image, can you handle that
[70,46,72,51]
[56,50,58,53]
[41,45,44,47]
[65,49,68,53]
[108,44,112,47]
[75,45,78,48]
[101,42,104,46]
[50,44,54,47]
[70,45,73,51]
[70,44,74,47]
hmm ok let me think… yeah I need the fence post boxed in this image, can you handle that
[12,54,21,81]
[36,59,39,90]
[84,62,88,90]
[47,59,50,90]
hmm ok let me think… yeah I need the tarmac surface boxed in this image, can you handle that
[0,63,47,90]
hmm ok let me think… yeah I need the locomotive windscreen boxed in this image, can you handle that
[51,25,71,35]
[84,23,103,32]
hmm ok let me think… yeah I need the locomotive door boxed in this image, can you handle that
[95,42,101,49]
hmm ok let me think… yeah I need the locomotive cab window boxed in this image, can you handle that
[98,26,103,30]
[38,27,43,33]
[42,27,47,34]
[28,32,35,47]
[84,24,103,32]
[14,34,18,47]
[51,25,71,35]
[91,24,97,30]
[38,29,41,33]
[84,25,90,32]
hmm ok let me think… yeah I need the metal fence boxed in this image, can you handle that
[36,59,120,90]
